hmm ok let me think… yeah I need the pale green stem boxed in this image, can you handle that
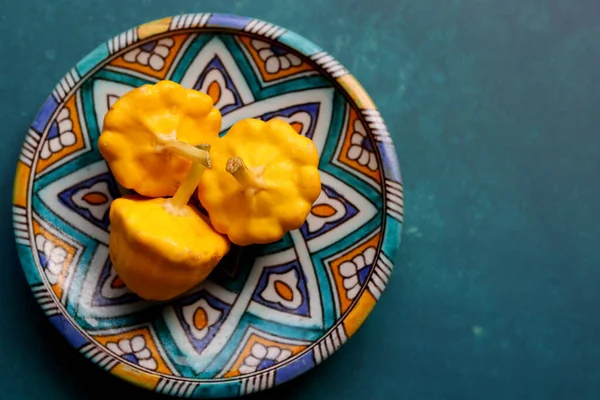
[163,141,211,165]
[169,144,211,209]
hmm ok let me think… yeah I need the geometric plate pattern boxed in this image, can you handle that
[13,13,403,398]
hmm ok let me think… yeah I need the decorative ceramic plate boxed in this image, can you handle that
[12,14,403,398]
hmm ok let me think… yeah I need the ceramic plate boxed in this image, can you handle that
[13,13,403,398]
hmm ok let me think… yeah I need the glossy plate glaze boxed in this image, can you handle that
[12,14,403,398]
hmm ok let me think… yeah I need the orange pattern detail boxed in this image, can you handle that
[111,363,160,390]
[82,192,108,205]
[328,232,381,314]
[343,289,377,338]
[36,95,86,175]
[13,161,30,207]
[275,280,294,301]
[32,219,76,299]
[193,308,209,330]
[311,203,337,218]
[207,80,221,105]
[109,34,190,80]
[238,36,314,82]
[95,327,173,375]
[290,121,303,134]
[223,334,307,378]
[111,276,126,289]
[338,107,382,184]
[336,75,375,109]
[138,17,172,40]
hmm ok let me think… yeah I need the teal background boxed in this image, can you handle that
[1,0,599,399]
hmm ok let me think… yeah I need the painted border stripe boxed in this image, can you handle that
[118,32,126,48]
[156,378,199,397]
[310,51,349,77]
[22,140,36,154]
[371,273,386,291]
[386,186,404,199]
[14,222,28,231]
[258,23,272,35]
[313,344,322,364]
[271,27,286,39]
[37,297,54,306]
[369,122,387,130]
[322,60,338,69]
[374,135,393,143]
[169,381,183,396]
[377,260,392,278]
[169,15,181,30]
[374,266,389,284]
[265,25,279,38]
[379,252,393,271]
[178,382,190,397]
[19,155,33,167]
[97,356,116,369]
[331,69,348,78]
[176,16,186,28]
[337,324,348,343]
[15,230,28,239]
[103,359,118,371]
[200,13,211,26]
[31,284,45,293]
[245,19,258,31]
[85,348,102,359]
[387,191,404,204]
[13,206,26,215]
[162,380,174,394]
[267,370,275,388]
[386,179,403,191]
[252,20,266,33]
[387,201,403,214]
[372,128,389,136]
[362,109,381,116]
[25,131,40,147]
[20,147,34,160]
[184,382,197,397]
[365,116,383,123]
[91,352,109,364]
[108,28,138,54]
[368,281,382,299]
[41,304,60,314]
[331,330,341,349]
[388,210,403,221]
[13,214,27,223]
[191,14,202,26]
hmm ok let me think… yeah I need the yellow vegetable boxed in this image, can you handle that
[98,80,221,197]
[197,118,321,246]
[108,146,230,301]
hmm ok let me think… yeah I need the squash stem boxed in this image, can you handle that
[163,141,211,165]
[226,157,263,190]
[170,144,211,209]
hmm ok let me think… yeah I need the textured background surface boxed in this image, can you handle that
[1,0,599,399]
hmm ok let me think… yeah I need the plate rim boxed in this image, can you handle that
[12,12,404,398]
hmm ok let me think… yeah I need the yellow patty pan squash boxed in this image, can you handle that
[108,145,230,301]
[109,196,230,301]
[197,118,321,246]
[98,80,221,197]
